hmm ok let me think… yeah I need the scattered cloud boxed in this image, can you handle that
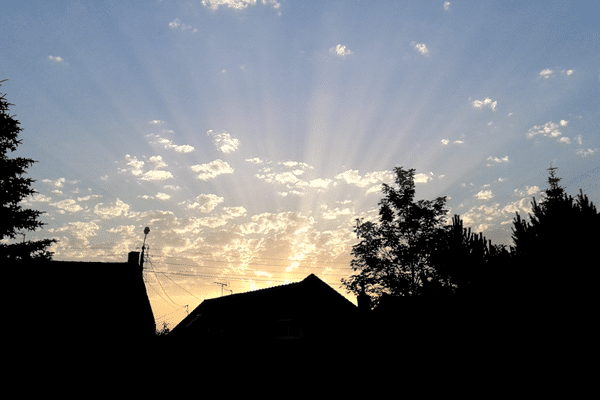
[444,1,451,11]
[94,199,131,219]
[120,155,173,181]
[487,156,509,166]
[412,42,429,55]
[149,120,165,125]
[526,120,569,143]
[148,134,195,153]
[472,97,498,111]
[208,130,240,154]
[48,55,65,63]
[577,148,598,157]
[514,186,540,197]
[169,18,198,33]
[475,190,494,200]
[201,0,281,15]
[415,172,434,183]
[51,199,84,213]
[539,68,574,78]
[335,169,394,191]
[191,159,234,180]
[330,44,353,57]
[185,194,225,212]
[245,157,264,165]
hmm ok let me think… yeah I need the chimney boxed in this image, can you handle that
[128,251,141,268]
[357,287,371,312]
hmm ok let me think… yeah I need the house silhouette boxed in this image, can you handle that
[18,251,155,361]
[169,273,357,347]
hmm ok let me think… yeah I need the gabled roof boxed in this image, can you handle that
[170,273,356,336]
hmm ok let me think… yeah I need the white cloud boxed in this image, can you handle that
[141,170,173,181]
[191,159,234,180]
[577,148,598,157]
[122,155,145,176]
[475,190,494,200]
[202,0,281,14]
[335,169,393,189]
[309,178,333,189]
[186,194,225,212]
[441,139,449,145]
[48,55,65,63]
[150,135,195,153]
[169,18,198,33]
[155,192,171,201]
[412,42,429,55]
[245,157,264,165]
[208,130,240,154]
[322,207,353,220]
[472,97,497,111]
[42,177,78,188]
[120,154,173,181]
[487,156,509,166]
[414,172,434,183]
[539,68,554,78]
[94,199,130,219]
[444,1,451,11]
[330,44,353,57]
[526,120,569,143]
[27,193,53,203]
[198,206,247,228]
[51,199,83,213]
[149,120,165,125]
[149,155,168,169]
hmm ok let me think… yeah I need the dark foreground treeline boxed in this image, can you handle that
[152,166,598,373]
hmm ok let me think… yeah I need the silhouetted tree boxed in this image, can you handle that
[429,214,510,297]
[511,166,599,295]
[508,166,599,354]
[0,80,56,260]
[342,167,448,304]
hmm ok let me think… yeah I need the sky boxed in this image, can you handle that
[2,0,599,328]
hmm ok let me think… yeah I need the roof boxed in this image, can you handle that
[170,273,356,337]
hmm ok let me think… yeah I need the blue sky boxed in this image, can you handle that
[2,0,599,327]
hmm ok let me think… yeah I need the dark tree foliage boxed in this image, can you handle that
[0,80,56,260]
[511,166,599,297]
[342,167,448,303]
[429,214,510,297]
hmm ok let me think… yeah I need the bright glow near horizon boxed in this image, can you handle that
[2,1,599,328]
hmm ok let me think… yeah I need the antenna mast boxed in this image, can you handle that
[214,281,228,296]
[140,227,150,268]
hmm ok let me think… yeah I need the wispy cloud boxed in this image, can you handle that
[487,156,509,166]
[330,44,353,57]
[444,1,451,11]
[48,55,65,63]
[412,42,429,55]
[185,194,225,212]
[148,134,195,153]
[202,0,281,15]
[169,18,198,33]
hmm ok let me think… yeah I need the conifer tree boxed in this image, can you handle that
[0,80,55,260]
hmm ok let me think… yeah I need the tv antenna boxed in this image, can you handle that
[214,281,229,296]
